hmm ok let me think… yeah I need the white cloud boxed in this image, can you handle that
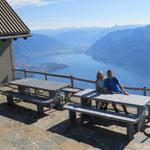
[28,18,150,30]
[44,16,69,21]
[27,20,111,30]
[6,0,73,7]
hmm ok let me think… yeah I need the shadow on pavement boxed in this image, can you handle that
[0,102,48,124]
[48,117,130,150]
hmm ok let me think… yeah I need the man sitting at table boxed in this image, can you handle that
[104,69,128,114]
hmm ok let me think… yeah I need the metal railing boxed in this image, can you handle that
[13,69,150,96]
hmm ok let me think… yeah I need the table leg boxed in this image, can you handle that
[147,105,150,122]
[81,98,91,106]
[35,89,40,96]
[18,85,25,94]
[137,106,146,132]
[69,110,77,124]
[37,104,44,113]
[64,92,71,103]
[49,91,56,98]
[18,85,30,95]
[7,95,14,105]
[49,91,61,108]
[81,98,91,123]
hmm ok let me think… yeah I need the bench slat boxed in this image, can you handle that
[64,103,139,123]
[61,87,81,93]
[2,91,53,105]
[74,89,96,97]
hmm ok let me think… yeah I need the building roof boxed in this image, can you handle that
[0,0,31,40]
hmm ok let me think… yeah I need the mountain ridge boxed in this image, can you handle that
[87,25,150,70]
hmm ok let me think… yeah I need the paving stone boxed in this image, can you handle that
[36,139,57,150]
[125,141,148,150]
[13,138,32,146]
[52,134,68,145]
[0,138,15,150]
[1,130,20,143]
[13,144,39,150]
[53,140,87,150]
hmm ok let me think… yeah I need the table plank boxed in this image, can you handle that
[74,89,150,107]
[74,89,97,98]
[94,94,150,107]
[9,78,70,91]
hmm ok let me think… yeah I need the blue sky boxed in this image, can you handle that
[7,0,150,30]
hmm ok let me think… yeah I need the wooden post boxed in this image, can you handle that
[69,111,77,124]
[24,69,27,78]
[81,97,91,122]
[7,96,14,105]
[13,69,16,80]
[127,123,134,140]
[70,75,74,87]
[37,104,44,113]
[45,72,48,80]
[143,86,147,96]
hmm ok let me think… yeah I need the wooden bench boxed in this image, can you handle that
[1,90,54,113]
[61,87,81,102]
[64,103,140,140]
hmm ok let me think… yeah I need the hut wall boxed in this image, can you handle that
[0,39,14,85]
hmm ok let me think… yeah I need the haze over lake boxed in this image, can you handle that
[15,52,150,93]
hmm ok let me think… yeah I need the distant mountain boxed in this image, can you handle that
[33,28,104,51]
[87,25,150,71]
[13,33,72,57]
[13,33,74,69]
[33,25,142,52]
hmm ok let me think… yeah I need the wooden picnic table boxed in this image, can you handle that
[5,78,70,112]
[74,89,150,131]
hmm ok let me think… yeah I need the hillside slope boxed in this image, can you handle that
[87,25,150,70]
[13,33,72,58]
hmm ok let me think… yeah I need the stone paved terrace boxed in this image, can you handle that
[0,86,150,150]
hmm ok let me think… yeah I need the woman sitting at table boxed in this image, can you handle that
[95,70,108,109]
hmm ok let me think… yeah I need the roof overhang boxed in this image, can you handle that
[0,34,32,40]
[0,0,31,40]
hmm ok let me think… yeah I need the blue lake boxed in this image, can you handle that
[17,53,150,95]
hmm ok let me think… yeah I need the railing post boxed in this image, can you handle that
[143,86,147,96]
[70,75,74,87]
[45,71,48,80]
[24,69,27,78]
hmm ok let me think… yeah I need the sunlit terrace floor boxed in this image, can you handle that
[0,86,150,150]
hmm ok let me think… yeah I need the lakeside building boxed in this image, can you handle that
[0,0,31,85]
